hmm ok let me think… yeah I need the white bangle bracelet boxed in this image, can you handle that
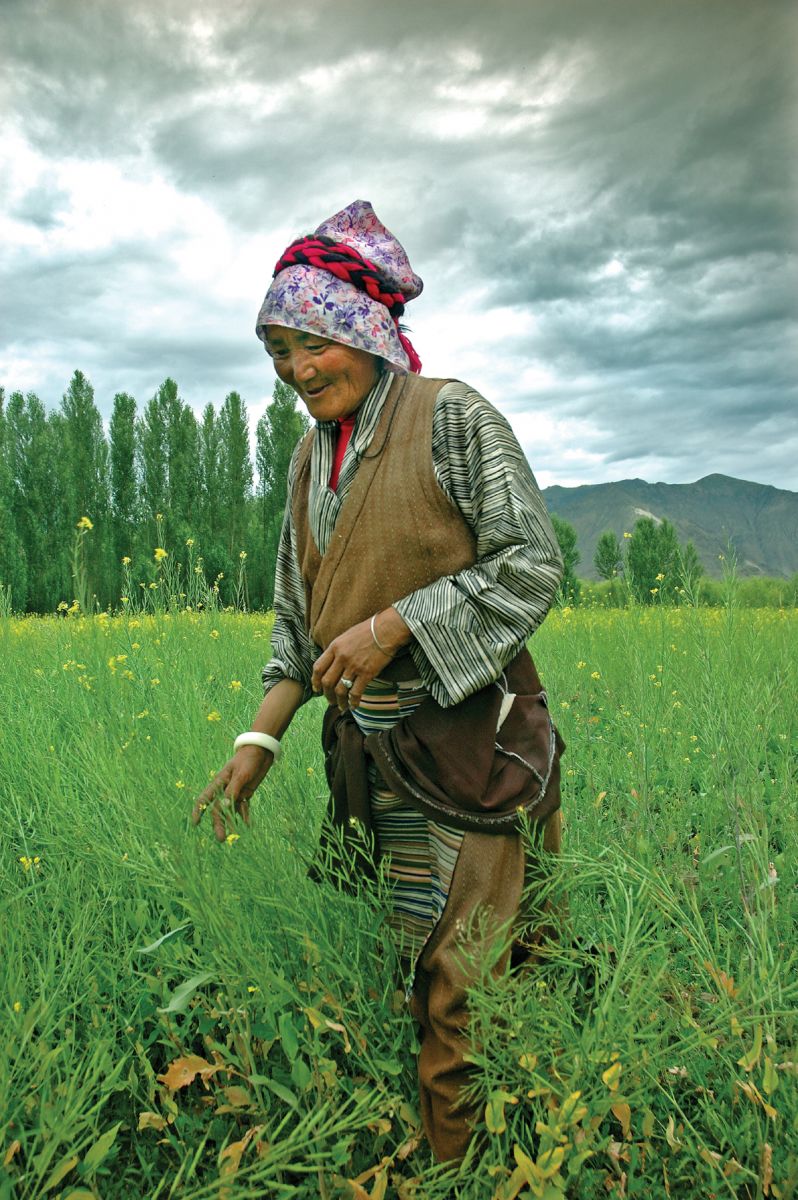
[370,612,389,655]
[233,732,282,762]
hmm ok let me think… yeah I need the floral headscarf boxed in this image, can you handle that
[255,200,424,373]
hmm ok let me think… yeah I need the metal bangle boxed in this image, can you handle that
[370,613,389,655]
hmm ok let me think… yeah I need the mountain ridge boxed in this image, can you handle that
[540,473,798,580]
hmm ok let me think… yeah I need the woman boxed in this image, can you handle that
[192,200,564,1162]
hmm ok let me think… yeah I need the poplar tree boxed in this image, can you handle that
[158,378,200,543]
[594,530,624,580]
[109,392,138,572]
[0,388,27,609]
[551,514,581,604]
[6,392,65,611]
[217,391,253,559]
[198,403,222,550]
[60,370,111,606]
[137,387,168,540]
[626,517,680,602]
[253,381,307,605]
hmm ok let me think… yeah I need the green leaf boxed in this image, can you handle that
[763,1055,779,1096]
[138,922,192,954]
[485,1090,517,1135]
[41,1154,79,1193]
[700,845,734,870]
[373,1058,403,1077]
[291,1056,312,1091]
[157,971,214,1015]
[83,1121,122,1170]
[278,1011,299,1061]
[262,1078,299,1108]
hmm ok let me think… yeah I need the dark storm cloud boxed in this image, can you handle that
[1,0,796,488]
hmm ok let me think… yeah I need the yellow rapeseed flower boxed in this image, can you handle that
[207,710,221,722]
[76,516,94,531]
[122,556,131,565]
[186,538,195,547]
[154,547,168,561]
[591,671,601,680]
[229,680,241,690]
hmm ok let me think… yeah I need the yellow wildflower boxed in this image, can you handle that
[225,833,240,845]
[591,671,601,680]
[229,680,242,690]
[623,531,632,539]
[655,572,665,582]
[122,556,131,565]
[175,780,186,789]
[207,710,221,722]
[210,629,219,639]
[13,1001,22,1013]
[154,547,168,561]
[239,550,247,560]
[76,516,94,530]
[150,678,160,686]
[186,538,195,547]
[577,660,587,669]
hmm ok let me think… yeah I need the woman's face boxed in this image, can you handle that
[264,325,380,422]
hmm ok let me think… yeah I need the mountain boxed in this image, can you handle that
[541,474,798,580]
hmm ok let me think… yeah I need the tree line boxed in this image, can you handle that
[550,514,704,606]
[550,514,798,607]
[0,371,307,614]
[2,371,794,615]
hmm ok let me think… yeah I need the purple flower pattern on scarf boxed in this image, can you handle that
[255,201,423,373]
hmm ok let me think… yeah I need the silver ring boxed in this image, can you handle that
[340,677,354,690]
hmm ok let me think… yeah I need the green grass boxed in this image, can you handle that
[1,603,796,1198]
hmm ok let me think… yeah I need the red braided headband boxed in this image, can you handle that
[274,235,422,373]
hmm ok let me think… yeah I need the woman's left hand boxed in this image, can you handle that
[312,608,411,710]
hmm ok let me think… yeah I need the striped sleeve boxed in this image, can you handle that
[393,381,563,707]
[261,442,317,703]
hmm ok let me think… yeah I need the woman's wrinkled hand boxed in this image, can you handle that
[191,746,274,842]
[312,609,411,711]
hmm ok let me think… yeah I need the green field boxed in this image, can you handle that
[1,604,796,1198]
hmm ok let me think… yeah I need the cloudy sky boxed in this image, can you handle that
[1,0,796,489]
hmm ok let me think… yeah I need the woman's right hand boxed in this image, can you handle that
[191,746,274,842]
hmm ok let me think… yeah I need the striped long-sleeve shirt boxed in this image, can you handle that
[262,374,563,709]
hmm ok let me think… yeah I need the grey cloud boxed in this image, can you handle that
[1,0,796,490]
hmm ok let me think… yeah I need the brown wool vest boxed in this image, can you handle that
[292,374,477,649]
